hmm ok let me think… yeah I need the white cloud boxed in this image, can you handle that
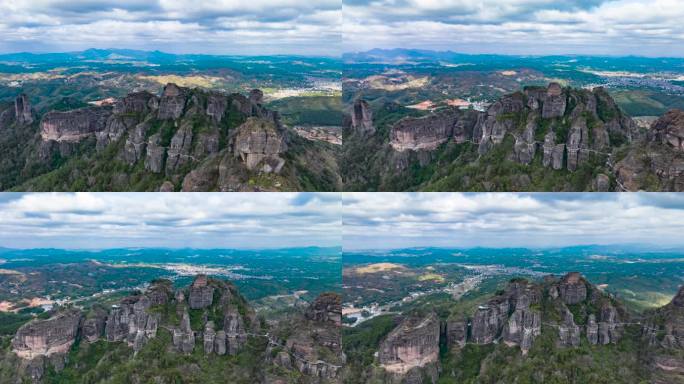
[343,193,684,249]
[0,0,341,55]
[342,0,684,56]
[0,193,341,249]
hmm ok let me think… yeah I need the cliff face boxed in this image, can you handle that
[11,309,82,360]
[233,117,286,174]
[378,312,440,376]
[40,107,112,142]
[641,286,684,382]
[15,94,34,125]
[351,99,374,135]
[104,279,172,352]
[615,109,684,191]
[468,279,542,354]
[270,293,345,382]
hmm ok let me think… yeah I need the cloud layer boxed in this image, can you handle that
[0,0,341,55]
[343,193,684,249]
[0,193,341,249]
[343,0,684,56]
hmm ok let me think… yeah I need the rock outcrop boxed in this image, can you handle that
[105,294,162,352]
[557,272,588,304]
[615,110,684,191]
[233,117,286,173]
[104,279,171,352]
[351,99,375,135]
[305,292,342,326]
[81,307,107,343]
[172,309,196,354]
[378,83,637,178]
[11,309,82,360]
[651,109,684,151]
[41,107,112,142]
[158,83,187,120]
[14,94,34,125]
[270,293,344,382]
[390,110,458,151]
[444,316,467,349]
[188,274,214,309]
[378,312,440,375]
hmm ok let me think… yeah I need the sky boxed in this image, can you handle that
[343,0,684,57]
[343,193,684,250]
[0,193,341,249]
[0,0,341,56]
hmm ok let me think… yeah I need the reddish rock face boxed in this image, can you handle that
[11,309,82,359]
[378,312,440,374]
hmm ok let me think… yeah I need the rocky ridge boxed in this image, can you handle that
[375,273,630,383]
[1,84,339,192]
[5,277,343,384]
[387,83,635,172]
[344,83,684,191]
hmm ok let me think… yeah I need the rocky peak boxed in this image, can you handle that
[233,117,286,173]
[351,98,375,135]
[378,312,440,375]
[305,292,342,326]
[11,309,82,360]
[249,89,264,105]
[114,91,157,116]
[14,93,34,124]
[671,286,684,307]
[541,82,567,119]
[188,274,214,309]
[547,82,563,97]
[650,109,684,151]
[162,83,183,97]
[158,83,187,120]
[557,272,588,304]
